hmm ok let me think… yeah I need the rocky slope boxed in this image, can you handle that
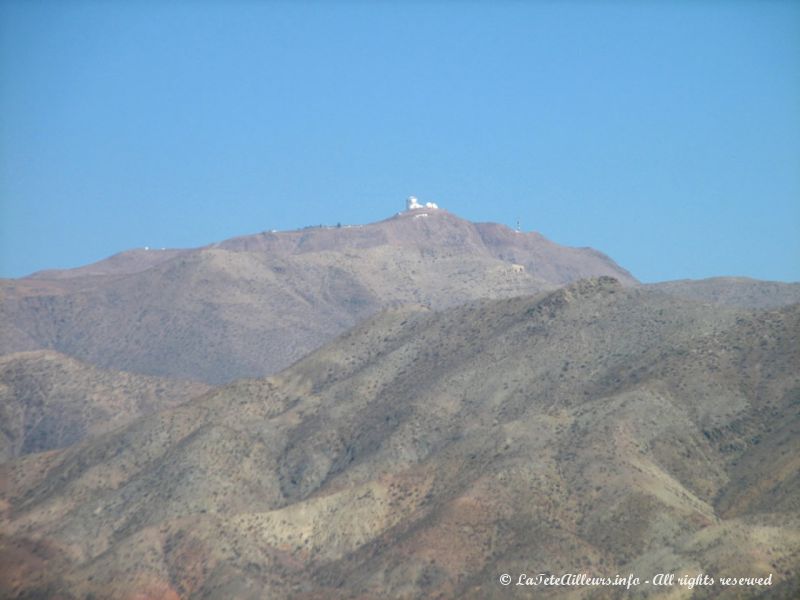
[0,350,210,461]
[2,279,797,599]
[0,209,635,383]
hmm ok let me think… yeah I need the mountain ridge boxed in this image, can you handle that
[2,279,797,598]
[1,209,636,384]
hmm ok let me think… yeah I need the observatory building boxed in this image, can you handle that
[406,196,439,211]
[406,196,422,210]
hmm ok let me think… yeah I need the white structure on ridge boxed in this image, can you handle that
[406,196,439,211]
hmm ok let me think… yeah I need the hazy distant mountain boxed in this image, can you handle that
[0,350,210,461]
[648,277,800,309]
[0,209,635,384]
[2,279,796,598]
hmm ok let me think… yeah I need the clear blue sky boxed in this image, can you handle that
[1,1,798,282]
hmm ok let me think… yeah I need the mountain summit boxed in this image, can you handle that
[1,208,634,383]
[215,208,635,287]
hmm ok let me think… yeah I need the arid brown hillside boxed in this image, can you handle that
[0,350,210,461]
[0,209,635,383]
[2,279,797,599]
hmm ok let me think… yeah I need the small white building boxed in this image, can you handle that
[406,196,423,210]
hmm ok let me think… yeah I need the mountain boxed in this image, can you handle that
[648,277,800,309]
[0,350,210,461]
[2,279,797,599]
[0,209,635,384]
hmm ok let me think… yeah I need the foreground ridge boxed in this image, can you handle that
[2,282,797,598]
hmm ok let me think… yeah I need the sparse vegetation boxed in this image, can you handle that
[1,280,798,598]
